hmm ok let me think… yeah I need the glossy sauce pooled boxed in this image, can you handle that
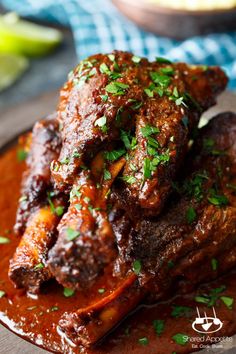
[0,142,236,354]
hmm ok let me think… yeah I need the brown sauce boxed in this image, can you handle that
[0,142,236,354]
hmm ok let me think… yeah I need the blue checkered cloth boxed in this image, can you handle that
[1,0,236,89]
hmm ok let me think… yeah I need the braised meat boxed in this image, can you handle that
[15,113,62,235]
[59,112,236,346]
[10,114,66,293]
[51,51,227,216]
[8,51,235,350]
[9,196,65,294]
[47,169,116,290]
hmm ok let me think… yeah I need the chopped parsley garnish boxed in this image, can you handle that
[120,130,137,150]
[132,55,141,64]
[17,148,28,162]
[155,57,172,64]
[141,125,160,137]
[194,285,226,307]
[50,306,59,312]
[172,333,189,346]
[160,67,174,76]
[34,263,44,270]
[144,88,154,97]
[83,196,91,204]
[147,136,159,149]
[186,206,196,224]
[108,54,115,62]
[104,169,111,181]
[121,175,136,184]
[183,171,208,201]
[132,260,142,275]
[220,296,234,309]
[153,319,165,336]
[143,158,152,179]
[60,157,70,165]
[143,150,170,180]
[99,62,121,79]
[171,306,192,318]
[101,94,108,102]
[128,99,143,110]
[63,287,75,297]
[94,116,107,133]
[72,149,81,158]
[150,72,171,88]
[207,192,228,207]
[105,81,129,95]
[129,163,137,171]
[100,63,110,74]
[66,228,80,241]
[0,290,5,298]
[211,258,218,271]
[138,337,149,346]
[0,236,10,244]
[98,288,106,294]
[70,186,82,201]
[47,194,64,217]
[104,148,126,162]
[75,203,82,211]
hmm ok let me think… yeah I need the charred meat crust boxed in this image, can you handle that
[58,113,236,346]
[51,51,227,217]
[15,113,62,235]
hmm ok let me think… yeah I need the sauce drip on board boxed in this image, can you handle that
[0,142,236,354]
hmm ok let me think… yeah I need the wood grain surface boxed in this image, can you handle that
[0,91,236,354]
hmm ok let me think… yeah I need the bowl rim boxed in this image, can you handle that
[112,0,236,16]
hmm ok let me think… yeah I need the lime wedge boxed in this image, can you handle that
[0,53,29,92]
[0,13,62,57]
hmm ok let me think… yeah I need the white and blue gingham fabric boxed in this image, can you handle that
[2,0,236,89]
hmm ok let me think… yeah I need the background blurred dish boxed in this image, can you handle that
[112,0,236,39]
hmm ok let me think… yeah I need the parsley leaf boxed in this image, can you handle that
[121,175,136,184]
[104,148,126,161]
[155,57,172,64]
[208,193,228,207]
[66,228,80,241]
[132,55,141,64]
[141,125,160,137]
[186,206,196,224]
[132,260,142,275]
[0,236,10,244]
[172,333,189,346]
[220,296,234,309]
[17,149,28,162]
[105,81,129,95]
[104,169,111,181]
[171,306,192,318]
[211,258,218,271]
[153,319,165,336]
[63,287,75,297]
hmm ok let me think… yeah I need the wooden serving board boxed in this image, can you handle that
[0,91,236,354]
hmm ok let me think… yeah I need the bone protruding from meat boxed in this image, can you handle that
[9,197,65,294]
[59,273,142,347]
